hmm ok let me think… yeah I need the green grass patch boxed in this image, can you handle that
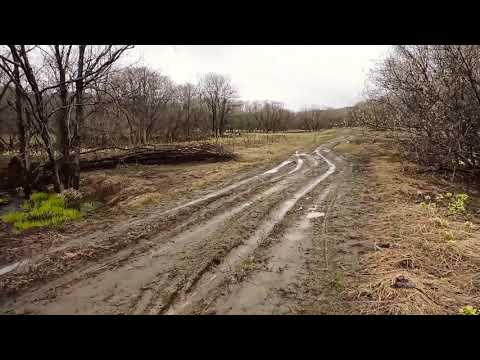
[459,305,478,315]
[1,192,82,233]
[0,196,9,205]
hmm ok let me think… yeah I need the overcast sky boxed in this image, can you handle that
[126,45,391,111]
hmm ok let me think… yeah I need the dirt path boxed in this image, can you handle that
[0,135,357,315]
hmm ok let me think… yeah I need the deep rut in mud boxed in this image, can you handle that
[0,136,354,315]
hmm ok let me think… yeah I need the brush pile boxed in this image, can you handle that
[80,143,236,171]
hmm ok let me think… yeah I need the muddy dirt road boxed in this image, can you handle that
[0,135,356,314]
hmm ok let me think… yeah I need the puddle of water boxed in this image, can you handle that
[216,182,336,314]
[306,211,325,219]
[263,160,293,175]
[152,179,290,261]
[0,260,29,276]
[288,156,304,175]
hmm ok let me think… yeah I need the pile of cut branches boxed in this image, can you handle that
[4,143,237,192]
[80,143,236,171]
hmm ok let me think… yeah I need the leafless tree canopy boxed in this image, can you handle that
[351,45,480,176]
[0,45,133,192]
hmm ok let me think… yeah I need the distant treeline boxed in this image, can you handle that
[1,65,352,149]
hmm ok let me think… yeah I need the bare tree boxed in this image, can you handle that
[107,66,175,145]
[0,45,133,191]
[176,82,197,139]
[298,106,352,131]
[0,62,15,149]
[199,73,238,137]
[363,45,480,176]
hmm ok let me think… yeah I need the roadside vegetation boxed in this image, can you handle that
[347,45,480,183]
[331,133,480,314]
[1,190,96,233]
[315,46,480,314]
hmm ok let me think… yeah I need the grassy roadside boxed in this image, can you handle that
[333,131,480,315]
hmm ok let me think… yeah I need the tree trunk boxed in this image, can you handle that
[54,46,70,184]
[14,63,31,197]
[219,98,227,137]
[212,108,216,137]
[73,45,86,190]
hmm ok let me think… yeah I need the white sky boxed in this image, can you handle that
[125,45,391,111]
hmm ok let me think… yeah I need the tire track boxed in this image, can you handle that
[164,149,337,314]
[1,137,346,314]
[0,151,304,280]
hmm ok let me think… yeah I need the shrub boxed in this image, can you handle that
[364,45,480,176]
[448,193,469,215]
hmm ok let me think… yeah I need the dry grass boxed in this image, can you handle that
[211,130,340,165]
[337,132,480,315]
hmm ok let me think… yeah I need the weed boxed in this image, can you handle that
[420,201,436,211]
[448,193,469,215]
[431,217,449,228]
[0,196,9,205]
[2,211,25,224]
[459,305,478,315]
[80,201,98,215]
[60,188,83,209]
[444,230,455,242]
[329,272,345,291]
